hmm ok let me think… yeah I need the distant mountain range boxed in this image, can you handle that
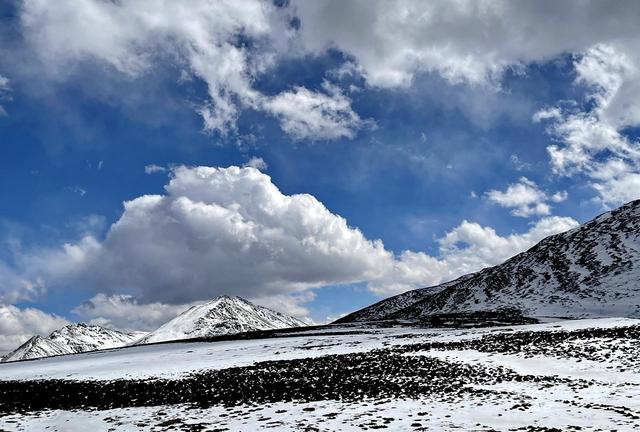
[5,200,640,362]
[137,295,307,344]
[337,199,640,323]
[1,296,305,362]
[1,324,145,363]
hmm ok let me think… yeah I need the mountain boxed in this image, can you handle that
[137,295,306,344]
[338,199,640,323]
[2,324,146,363]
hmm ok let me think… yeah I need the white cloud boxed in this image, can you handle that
[5,236,101,302]
[291,1,640,88]
[69,186,87,197]
[288,1,640,182]
[486,177,567,218]
[437,216,578,275]
[510,154,533,172]
[536,45,640,207]
[243,157,268,171]
[21,0,278,135]
[80,166,392,303]
[248,291,316,322]
[73,291,314,331]
[3,165,579,306]
[550,191,568,203]
[0,260,46,305]
[18,0,363,141]
[263,82,365,140]
[144,164,167,174]
[17,1,640,145]
[0,305,69,355]
[367,216,579,296]
[0,75,8,92]
[72,293,189,332]
[0,74,11,116]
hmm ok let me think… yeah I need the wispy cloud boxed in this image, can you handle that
[144,164,167,174]
[0,74,11,116]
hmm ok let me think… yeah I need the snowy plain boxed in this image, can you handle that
[1,318,639,431]
[0,318,633,381]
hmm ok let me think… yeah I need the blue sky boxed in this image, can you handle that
[1,1,640,351]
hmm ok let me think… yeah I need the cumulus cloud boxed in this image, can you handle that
[0,235,101,304]
[290,1,640,194]
[291,1,640,88]
[3,166,579,315]
[79,166,393,303]
[536,45,640,206]
[0,260,46,304]
[0,305,69,355]
[16,1,640,147]
[263,82,365,140]
[367,215,579,296]
[486,177,567,217]
[248,291,316,322]
[21,0,277,134]
[72,291,315,330]
[72,293,189,332]
[437,216,579,275]
[18,0,362,141]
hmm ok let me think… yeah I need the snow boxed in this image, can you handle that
[3,386,640,431]
[0,318,635,381]
[342,199,640,322]
[1,324,145,363]
[1,317,639,431]
[0,326,427,381]
[137,295,306,344]
[0,295,304,365]
[416,349,640,383]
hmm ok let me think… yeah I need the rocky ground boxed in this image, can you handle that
[0,319,639,431]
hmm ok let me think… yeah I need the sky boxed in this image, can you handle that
[1,0,640,353]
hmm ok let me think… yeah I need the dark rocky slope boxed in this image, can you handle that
[338,199,640,323]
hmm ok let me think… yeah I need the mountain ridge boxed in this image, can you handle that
[136,295,306,344]
[337,199,640,323]
[1,324,145,363]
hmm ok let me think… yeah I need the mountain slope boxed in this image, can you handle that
[2,324,145,362]
[137,296,306,344]
[338,199,640,323]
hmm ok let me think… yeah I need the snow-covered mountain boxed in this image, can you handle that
[1,324,146,363]
[338,199,640,323]
[137,295,306,344]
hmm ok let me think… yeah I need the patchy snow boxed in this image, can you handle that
[417,349,640,384]
[1,324,145,363]
[137,295,306,344]
[0,325,425,381]
[341,199,640,322]
[1,318,639,431]
[0,318,635,382]
[3,387,640,432]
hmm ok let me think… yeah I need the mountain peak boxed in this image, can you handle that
[2,324,145,363]
[207,294,244,303]
[137,296,306,344]
[338,199,640,323]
